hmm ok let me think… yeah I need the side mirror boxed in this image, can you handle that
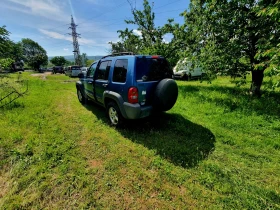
[78,73,85,78]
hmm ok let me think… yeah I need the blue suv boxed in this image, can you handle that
[76,53,178,126]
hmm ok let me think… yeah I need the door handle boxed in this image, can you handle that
[102,83,108,87]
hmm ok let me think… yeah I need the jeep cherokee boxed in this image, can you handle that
[76,53,178,126]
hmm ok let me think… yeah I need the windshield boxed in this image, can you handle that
[136,57,173,81]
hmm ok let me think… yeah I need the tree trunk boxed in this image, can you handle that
[250,70,264,97]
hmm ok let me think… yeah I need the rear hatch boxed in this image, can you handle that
[135,56,173,106]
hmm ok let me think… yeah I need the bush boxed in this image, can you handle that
[0,58,14,71]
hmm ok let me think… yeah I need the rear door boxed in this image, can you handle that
[135,57,173,106]
[94,60,112,104]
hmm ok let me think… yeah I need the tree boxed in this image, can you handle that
[0,26,24,71]
[81,53,88,67]
[21,38,48,70]
[111,0,181,67]
[50,56,67,66]
[255,0,280,90]
[9,42,24,62]
[86,59,94,67]
[0,26,12,59]
[182,0,280,96]
[0,58,14,71]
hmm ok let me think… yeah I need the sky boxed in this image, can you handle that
[0,0,190,57]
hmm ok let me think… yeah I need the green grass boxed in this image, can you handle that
[0,72,279,209]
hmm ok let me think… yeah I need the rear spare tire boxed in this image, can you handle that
[153,79,178,111]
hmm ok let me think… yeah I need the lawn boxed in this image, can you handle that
[0,72,279,209]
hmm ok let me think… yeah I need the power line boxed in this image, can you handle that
[155,9,185,15]
[78,1,128,27]
[37,0,187,55]
[153,0,184,10]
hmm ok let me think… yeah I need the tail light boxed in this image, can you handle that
[151,55,159,59]
[128,87,138,104]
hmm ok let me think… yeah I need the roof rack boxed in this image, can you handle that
[101,52,135,59]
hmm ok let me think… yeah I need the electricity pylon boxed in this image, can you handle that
[68,15,81,66]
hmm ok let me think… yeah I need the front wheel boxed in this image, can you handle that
[77,88,86,104]
[107,102,123,126]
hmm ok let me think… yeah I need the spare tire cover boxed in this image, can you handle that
[153,79,178,111]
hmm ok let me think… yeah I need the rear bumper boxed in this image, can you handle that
[123,102,152,119]
[173,75,184,79]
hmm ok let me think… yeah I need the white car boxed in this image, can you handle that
[173,59,204,80]
[65,66,82,77]
[81,67,88,73]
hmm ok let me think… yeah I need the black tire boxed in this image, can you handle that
[201,73,206,80]
[106,102,123,126]
[153,79,178,112]
[77,88,86,104]
[187,74,191,81]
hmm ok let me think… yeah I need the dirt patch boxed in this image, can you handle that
[88,159,103,168]
[30,72,52,80]
[0,169,10,199]
[61,80,76,83]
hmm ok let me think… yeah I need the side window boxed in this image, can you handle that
[96,60,111,80]
[113,59,128,83]
[87,62,97,78]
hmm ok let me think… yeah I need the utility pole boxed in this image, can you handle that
[68,15,81,66]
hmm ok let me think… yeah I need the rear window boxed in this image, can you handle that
[71,66,80,70]
[113,59,128,83]
[136,57,173,81]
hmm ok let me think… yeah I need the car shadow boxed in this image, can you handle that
[83,101,215,168]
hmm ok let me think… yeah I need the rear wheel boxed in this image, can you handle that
[107,102,123,126]
[187,74,191,81]
[183,74,188,80]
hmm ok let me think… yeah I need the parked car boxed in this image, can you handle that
[76,53,178,126]
[65,65,81,77]
[39,67,47,73]
[81,66,87,74]
[52,66,64,74]
[173,59,205,80]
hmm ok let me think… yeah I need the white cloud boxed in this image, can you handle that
[63,48,69,51]
[133,29,142,37]
[163,33,174,43]
[5,0,68,22]
[39,29,72,42]
[39,29,95,45]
